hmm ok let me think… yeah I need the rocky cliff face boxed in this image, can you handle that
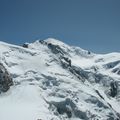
[0,63,13,93]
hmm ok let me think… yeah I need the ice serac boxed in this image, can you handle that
[0,38,120,120]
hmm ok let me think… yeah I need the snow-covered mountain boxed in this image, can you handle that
[0,38,120,120]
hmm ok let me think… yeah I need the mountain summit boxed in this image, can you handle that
[0,38,120,120]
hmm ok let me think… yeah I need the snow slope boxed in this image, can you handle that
[0,38,120,120]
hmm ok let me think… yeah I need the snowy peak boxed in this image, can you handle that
[25,38,95,59]
[27,38,70,52]
[0,39,120,120]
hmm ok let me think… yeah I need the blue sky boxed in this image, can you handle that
[0,0,120,53]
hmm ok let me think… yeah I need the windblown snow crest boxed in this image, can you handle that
[0,38,120,120]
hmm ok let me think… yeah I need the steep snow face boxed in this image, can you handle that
[0,38,120,120]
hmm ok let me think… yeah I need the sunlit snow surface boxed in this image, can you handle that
[0,38,120,120]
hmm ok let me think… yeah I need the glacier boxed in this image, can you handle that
[0,38,120,120]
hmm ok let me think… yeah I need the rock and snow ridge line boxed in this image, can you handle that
[0,38,120,120]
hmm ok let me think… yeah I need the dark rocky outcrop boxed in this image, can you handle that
[22,43,29,48]
[60,56,71,67]
[47,43,66,55]
[0,63,13,93]
[112,68,120,75]
[39,40,47,45]
[110,81,118,97]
